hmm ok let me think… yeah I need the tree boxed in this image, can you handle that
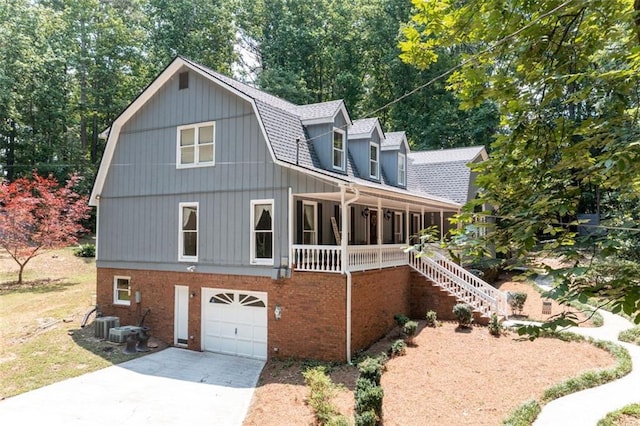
[400,0,640,323]
[0,173,90,284]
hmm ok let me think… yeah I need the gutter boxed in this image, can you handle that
[341,184,360,364]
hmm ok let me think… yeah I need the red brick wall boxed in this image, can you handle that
[96,265,486,362]
[97,268,348,361]
[350,267,411,354]
[409,270,489,325]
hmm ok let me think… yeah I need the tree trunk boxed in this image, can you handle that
[17,263,25,285]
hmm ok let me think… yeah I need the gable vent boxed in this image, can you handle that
[179,71,189,90]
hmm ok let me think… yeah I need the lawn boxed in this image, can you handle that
[0,245,161,399]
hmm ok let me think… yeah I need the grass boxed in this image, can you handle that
[0,245,152,399]
[502,332,632,426]
[598,403,640,426]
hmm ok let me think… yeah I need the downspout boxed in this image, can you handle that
[341,185,360,364]
[95,195,100,260]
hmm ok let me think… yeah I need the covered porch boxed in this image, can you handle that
[289,185,461,273]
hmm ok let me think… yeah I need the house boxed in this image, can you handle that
[90,56,507,362]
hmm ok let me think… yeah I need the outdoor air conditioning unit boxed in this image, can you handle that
[94,316,120,339]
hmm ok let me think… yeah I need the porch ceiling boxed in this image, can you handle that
[296,191,459,212]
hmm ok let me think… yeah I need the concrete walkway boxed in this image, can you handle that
[533,309,640,426]
[0,348,265,426]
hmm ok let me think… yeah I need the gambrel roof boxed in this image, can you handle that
[90,56,464,210]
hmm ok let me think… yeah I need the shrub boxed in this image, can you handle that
[357,356,385,385]
[402,320,418,343]
[389,339,406,357]
[302,366,348,425]
[453,303,473,327]
[355,377,383,417]
[425,310,438,327]
[73,243,95,258]
[393,313,409,327]
[355,409,378,426]
[488,313,503,337]
[507,291,528,316]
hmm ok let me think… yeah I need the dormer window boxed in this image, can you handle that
[333,128,345,170]
[398,153,406,186]
[370,142,379,179]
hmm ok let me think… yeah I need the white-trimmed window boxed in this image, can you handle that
[302,201,317,244]
[332,128,345,170]
[177,121,215,168]
[394,212,404,244]
[251,199,274,265]
[179,202,198,261]
[398,153,406,186]
[370,142,379,179]
[113,276,131,305]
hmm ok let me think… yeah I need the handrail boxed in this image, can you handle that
[409,250,508,317]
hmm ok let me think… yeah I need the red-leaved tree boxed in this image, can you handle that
[0,173,91,284]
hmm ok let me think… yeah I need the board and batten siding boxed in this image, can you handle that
[97,67,337,276]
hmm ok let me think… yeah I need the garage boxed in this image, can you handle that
[201,288,268,360]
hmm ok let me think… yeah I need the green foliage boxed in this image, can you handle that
[619,326,640,346]
[389,339,406,357]
[400,0,640,324]
[453,303,473,327]
[507,292,528,316]
[502,400,541,426]
[425,310,438,327]
[302,366,349,426]
[355,409,378,426]
[73,244,95,258]
[402,320,418,339]
[394,313,409,327]
[354,377,384,419]
[357,356,385,386]
[597,403,640,426]
[488,313,503,337]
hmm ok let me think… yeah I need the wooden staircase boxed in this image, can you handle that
[408,249,508,318]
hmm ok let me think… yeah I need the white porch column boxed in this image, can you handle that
[440,209,444,241]
[405,204,410,245]
[288,187,293,268]
[340,187,348,273]
[377,197,382,267]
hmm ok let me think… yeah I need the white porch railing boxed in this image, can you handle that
[292,245,342,272]
[348,244,407,272]
[291,244,408,273]
[409,249,509,318]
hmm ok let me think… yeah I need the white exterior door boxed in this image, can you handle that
[201,288,268,360]
[174,285,189,346]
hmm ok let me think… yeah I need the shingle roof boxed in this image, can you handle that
[349,118,378,136]
[181,57,461,207]
[407,146,486,204]
[293,100,344,122]
[382,131,406,151]
[409,146,485,164]
[408,161,472,204]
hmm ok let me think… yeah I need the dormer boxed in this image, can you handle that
[381,131,410,188]
[348,118,385,182]
[294,100,351,173]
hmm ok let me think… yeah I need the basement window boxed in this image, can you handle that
[113,276,131,306]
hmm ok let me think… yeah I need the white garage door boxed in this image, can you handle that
[201,289,268,360]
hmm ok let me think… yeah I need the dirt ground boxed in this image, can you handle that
[244,278,616,426]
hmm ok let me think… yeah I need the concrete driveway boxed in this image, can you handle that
[0,348,265,426]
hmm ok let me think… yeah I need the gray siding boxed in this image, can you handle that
[348,132,381,182]
[306,113,349,173]
[381,143,407,187]
[98,68,337,276]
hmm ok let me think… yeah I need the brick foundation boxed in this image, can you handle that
[96,265,486,362]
